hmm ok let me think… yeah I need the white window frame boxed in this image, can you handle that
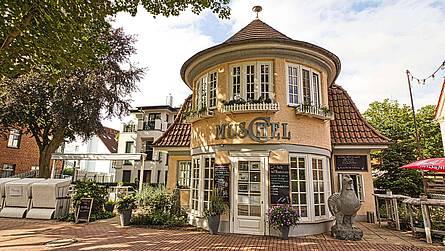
[312,72,321,107]
[229,61,274,101]
[190,157,201,215]
[208,72,217,109]
[194,72,217,111]
[198,75,208,110]
[290,155,310,221]
[2,164,15,178]
[287,64,300,106]
[231,66,241,99]
[286,63,322,107]
[289,154,330,222]
[189,155,215,216]
[178,160,191,188]
[259,62,272,100]
[338,173,365,202]
[7,129,21,148]
[311,157,328,220]
[202,156,215,211]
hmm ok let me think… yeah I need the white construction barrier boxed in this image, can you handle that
[0,178,20,211]
[26,179,71,219]
[0,178,44,218]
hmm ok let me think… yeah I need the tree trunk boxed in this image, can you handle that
[38,147,52,178]
[37,128,66,178]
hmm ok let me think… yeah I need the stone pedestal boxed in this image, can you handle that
[331,224,363,241]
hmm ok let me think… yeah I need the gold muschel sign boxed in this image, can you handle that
[215,117,291,142]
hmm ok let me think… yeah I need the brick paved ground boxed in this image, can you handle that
[0,217,444,251]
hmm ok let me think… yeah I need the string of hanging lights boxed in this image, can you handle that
[405,60,445,162]
[407,60,445,85]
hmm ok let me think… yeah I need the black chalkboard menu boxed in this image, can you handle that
[76,198,93,223]
[269,164,290,204]
[335,155,368,171]
[214,165,230,204]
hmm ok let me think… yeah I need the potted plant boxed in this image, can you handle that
[203,191,228,235]
[268,204,300,240]
[116,195,136,226]
[104,200,115,213]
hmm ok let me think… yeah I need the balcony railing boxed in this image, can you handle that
[185,109,214,123]
[222,102,279,113]
[294,104,334,120]
[123,124,136,133]
[142,121,155,131]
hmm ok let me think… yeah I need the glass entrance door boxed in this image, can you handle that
[234,159,265,235]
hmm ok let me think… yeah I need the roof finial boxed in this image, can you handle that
[252,5,262,19]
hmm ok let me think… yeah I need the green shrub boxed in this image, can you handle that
[116,195,136,212]
[203,191,228,217]
[62,167,75,176]
[131,186,187,227]
[71,181,112,222]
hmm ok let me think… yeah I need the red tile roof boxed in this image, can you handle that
[97,127,119,153]
[181,19,341,87]
[329,84,390,145]
[224,19,290,43]
[153,96,192,148]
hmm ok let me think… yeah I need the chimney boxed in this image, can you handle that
[166,93,173,107]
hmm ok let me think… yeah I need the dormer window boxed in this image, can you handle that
[229,61,273,101]
[287,63,321,107]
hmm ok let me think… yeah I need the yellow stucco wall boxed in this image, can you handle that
[331,149,376,219]
[190,57,331,150]
[166,154,192,193]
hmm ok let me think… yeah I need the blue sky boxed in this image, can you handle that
[106,0,445,129]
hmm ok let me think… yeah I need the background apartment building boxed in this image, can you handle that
[115,96,179,185]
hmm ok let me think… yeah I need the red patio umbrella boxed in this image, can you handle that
[401,158,445,173]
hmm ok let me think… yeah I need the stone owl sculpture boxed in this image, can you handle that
[328,174,363,240]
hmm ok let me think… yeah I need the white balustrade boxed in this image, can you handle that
[294,104,334,120]
[222,102,279,113]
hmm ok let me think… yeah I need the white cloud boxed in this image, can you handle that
[229,0,445,111]
[103,1,445,129]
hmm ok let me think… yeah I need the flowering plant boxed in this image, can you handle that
[268,204,300,229]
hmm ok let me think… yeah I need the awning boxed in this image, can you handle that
[51,153,145,161]
[215,151,231,165]
[268,150,289,164]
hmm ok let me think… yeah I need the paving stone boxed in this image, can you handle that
[0,218,444,250]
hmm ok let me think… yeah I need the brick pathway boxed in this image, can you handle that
[0,217,444,250]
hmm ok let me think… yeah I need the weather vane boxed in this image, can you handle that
[252,6,262,19]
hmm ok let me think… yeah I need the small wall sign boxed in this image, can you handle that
[215,117,291,142]
[335,155,368,171]
[76,198,93,223]
[269,164,290,204]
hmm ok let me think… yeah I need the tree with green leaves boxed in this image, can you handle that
[0,0,231,78]
[0,28,143,178]
[363,99,442,196]
[0,1,230,178]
